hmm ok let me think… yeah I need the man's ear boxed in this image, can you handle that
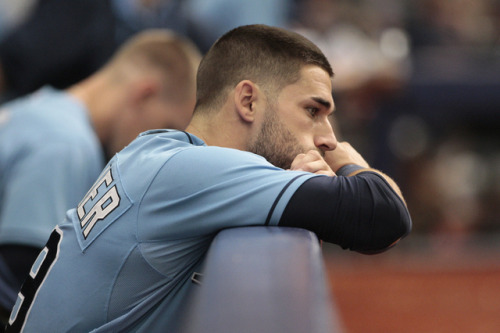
[234,80,259,123]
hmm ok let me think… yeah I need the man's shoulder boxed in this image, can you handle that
[137,130,204,145]
[123,130,202,157]
[118,130,275,189]
[4,87,84,127]
[5,86,66,109]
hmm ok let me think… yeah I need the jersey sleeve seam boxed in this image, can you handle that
[264,173,313,226]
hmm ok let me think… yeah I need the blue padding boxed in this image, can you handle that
[182,227,343,333]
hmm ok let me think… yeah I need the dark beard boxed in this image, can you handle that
[247,110,305,170]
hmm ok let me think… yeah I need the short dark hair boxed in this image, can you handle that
[195,24,333,113]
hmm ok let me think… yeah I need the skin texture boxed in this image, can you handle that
[249,65,337,174]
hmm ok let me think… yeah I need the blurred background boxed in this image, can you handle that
[1,0,499,332]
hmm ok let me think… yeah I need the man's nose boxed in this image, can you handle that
[314,121,337,152]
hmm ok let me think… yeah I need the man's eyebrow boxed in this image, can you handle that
[311,97,332,110]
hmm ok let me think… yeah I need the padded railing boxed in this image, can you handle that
[182,227,343,333]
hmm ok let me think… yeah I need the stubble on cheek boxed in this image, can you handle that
[247,112,306,170]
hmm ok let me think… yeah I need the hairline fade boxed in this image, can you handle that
[194,24,334,113]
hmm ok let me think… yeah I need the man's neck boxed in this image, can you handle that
[66,74,120,148]
[186,113,247,151]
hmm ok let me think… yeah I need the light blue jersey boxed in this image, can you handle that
[9,130,318,332]
[0,86,104,248]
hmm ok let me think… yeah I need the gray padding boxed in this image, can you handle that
[182,226,343,333]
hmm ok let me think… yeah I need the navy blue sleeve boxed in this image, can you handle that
[278,172,412,253]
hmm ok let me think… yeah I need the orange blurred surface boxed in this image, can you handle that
[324,237,500,333]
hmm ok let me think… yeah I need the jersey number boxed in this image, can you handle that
[6,227,62,332]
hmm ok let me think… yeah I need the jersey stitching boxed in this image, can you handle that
[134,135,202,242]
[134,143,207,272]
[105,244,139,321]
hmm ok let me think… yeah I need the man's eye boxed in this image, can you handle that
[306,107,319,117]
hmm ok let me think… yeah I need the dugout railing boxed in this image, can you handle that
[182,226,344,333]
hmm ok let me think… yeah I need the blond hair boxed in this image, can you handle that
[106,29,201,103]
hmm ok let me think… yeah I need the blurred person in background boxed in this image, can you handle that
[0,29,201,322]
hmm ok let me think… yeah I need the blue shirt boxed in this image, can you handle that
[11,130,319,332]
[0,86,104,248]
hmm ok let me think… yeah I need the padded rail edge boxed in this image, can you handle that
[181,226,343,333]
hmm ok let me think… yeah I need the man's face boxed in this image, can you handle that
[248,65,336,169]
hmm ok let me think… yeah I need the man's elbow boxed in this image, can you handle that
[357,202,412,254]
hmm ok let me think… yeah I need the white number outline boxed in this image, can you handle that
[7,227,63,332]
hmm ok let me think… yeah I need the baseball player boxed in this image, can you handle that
[6,24,411,332]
